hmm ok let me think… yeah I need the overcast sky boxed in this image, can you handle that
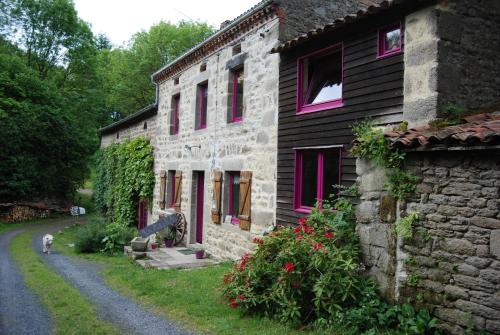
[73,0,262,47]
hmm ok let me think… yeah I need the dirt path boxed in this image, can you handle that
[33,219,193,335]
[0,229,52,335]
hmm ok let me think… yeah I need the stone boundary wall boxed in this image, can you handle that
[100,114,157,148]
[400,150,500,335]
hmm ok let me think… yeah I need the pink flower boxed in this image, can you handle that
[293,226,302,233]
[296,234,303,240]
[324,231,334,239]
[283,262,295,273]
[252,237,264,245]
[298,217,307,225]
[229,298,238,308]
[303,226,314,234]
[239,295,246,301]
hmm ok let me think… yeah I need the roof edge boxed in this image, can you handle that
[99,104,158,134]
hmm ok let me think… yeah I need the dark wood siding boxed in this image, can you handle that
[277,16,405,226]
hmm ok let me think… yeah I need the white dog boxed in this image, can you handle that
[42,234,54,254]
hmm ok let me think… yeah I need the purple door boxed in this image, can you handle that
[195,173,205,244]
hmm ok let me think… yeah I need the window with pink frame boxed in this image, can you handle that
[297,43,343,114]
[227,171,240,224]
[294,148,341,213]
[378,23,403,58]
[170,94,180,135]
[230,68,244,123]
[167,170,176,208]
[195,83,208,129]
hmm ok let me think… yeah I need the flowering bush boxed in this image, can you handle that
[222,194,440,334]
[222,196,371,325]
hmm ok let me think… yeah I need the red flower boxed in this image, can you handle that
[229,298,238,309]
[252,237,264,245]
[298,217,307,225]
[283,262,295,273]
[223,273,233,284]
[240,253,251,270]
[303,226,314,234]
[324,231,334,239]
[239,295,246,301]
[293,226,302,233]
[292,281,301,289]
[313,242,323,251]
[296,234,303,240]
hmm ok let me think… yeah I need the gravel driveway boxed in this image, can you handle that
[33,223,192,335]
[0,229,52,335]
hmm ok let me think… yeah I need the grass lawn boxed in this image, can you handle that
[10,229,119,335]
[56,225,331,335]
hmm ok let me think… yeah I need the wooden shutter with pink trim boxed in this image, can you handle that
[211,170,222,224]
[174,170,182,212]
[238,171,252,230]
[159,170,166,209]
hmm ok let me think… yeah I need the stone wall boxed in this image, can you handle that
[100,113,157,148]
[400,150,500,334]
[436,0,500,111]
[153,18,280,260]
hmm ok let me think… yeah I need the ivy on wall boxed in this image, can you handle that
[94,138,154,227]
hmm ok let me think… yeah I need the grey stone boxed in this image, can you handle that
[225,52,248,70]
[476,245,489,257]
[457,263,479,277]
[465,257,491,269]
[479,269,500,284]
[435,307,470,327]
[442,238,475,255]
[471,217,500,229]
[455,299,500,319]
[486,320,500,334]
[444,285,469,300]
[453,275,496,293]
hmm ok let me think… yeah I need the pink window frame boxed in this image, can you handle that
[377,22,403,59]
[230,68,243,123]
[168,171,175,208]
[228,172,240,225]
[171,95,180,135]
[293,149,342,213]
[197,83,208,130]
[296,42,344,115]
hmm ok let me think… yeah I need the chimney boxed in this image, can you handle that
[220,20,232,30]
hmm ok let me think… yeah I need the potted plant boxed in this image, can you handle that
[193,245,205,259]
[160,226,176,248]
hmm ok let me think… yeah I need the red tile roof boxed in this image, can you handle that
[385,112,500,150]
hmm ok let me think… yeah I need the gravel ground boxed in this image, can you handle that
[0,229,52,335]
[33,225,193,335]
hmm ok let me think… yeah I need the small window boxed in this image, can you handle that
[167,170,176,208]
[173,77,179,85]
[143,122,147,130]
[232,44,241,55]
[227,171,240,224]
[294,148,341,212]
[378,23,402,58]
[297,44,343,114]
[195,83,208,130]
[200,62,207,72]
[230,68,244,122]
[170,95,180,135]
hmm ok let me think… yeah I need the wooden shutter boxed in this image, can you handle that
[174,170,182,212]
[211,170,223,224]
[238,171,252,230]
[159,170,166,209]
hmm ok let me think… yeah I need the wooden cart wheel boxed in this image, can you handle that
[174,213,186,246]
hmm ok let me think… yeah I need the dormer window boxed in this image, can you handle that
[378,23,403,58]
[232,44,241,56]
[173,77,179,85]
[200,62,207,72]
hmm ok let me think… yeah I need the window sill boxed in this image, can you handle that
[294,206,313,214]
[297,99,343,115]
[229,118,243,124]
[194,126,208,131]
[376,49,402,60]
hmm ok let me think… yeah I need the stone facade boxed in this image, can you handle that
[152,18,280,260]
[100,113,157,148]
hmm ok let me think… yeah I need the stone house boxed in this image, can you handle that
[148,0,375,259]
[272,0,500,333]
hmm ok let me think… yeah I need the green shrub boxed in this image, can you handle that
[74,218,107,253]
[222,195,439,334]
[74,218,135,254]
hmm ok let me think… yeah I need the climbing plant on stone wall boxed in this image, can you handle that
[94,138,154,227]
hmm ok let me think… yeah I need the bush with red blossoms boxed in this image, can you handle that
[221,195,372,326]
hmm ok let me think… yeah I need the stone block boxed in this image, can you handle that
[457,263,479,277]
[471,217,500,229]
[493,231,500,259]
[479,269,500,284]
[444,285,469,300]
[486,320,500,334]
[442,238,475,255]
[435,307,470,327]
[465,257,491,269]
[453,275,496,293]
[379,195,397,223]
[455,299,500,319]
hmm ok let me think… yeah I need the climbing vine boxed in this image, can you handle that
[94,137,154,227]
[351,120,418,200]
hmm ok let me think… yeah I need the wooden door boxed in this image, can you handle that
[137,200,148,230]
